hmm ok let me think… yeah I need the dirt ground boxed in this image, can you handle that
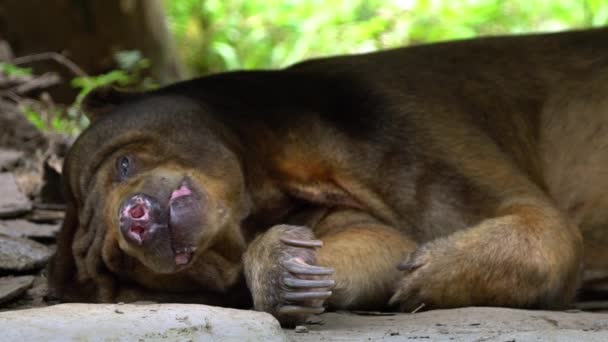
[287,308,608,341]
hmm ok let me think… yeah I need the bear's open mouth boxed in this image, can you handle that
[168,178,202,267]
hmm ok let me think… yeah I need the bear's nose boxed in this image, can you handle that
[119,193,166,245]
[129,203,146,219]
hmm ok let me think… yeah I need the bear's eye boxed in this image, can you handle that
[116,156,133,180]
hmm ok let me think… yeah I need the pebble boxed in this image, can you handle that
[295,325,309,333]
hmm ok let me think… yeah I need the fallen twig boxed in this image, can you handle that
[0,90,23,102]
[411,303,426,314]
[13,72,61,94]
[12,52,87,77]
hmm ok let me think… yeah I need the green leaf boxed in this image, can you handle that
[0,63,33,77]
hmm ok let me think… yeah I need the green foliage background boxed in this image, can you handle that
[164,0,608,76]
[7,0,607,134]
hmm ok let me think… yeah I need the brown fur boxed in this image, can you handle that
[48,28,608,326]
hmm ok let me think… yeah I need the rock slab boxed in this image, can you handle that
[0,234,52,272]
[0,276,34,305]
[0,173,31,218]
[0,149,23,171]
[0,219,60,240]
[0,303,287,342]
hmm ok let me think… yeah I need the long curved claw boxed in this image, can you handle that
[280,237,323,248]
[284,259,334,275]
[278,305,326,315]
[283,291,332,301]
[283,278,336,288]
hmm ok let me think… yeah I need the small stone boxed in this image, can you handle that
[294,325,309,333]
[0,234,52,272]
[0,149,23,171]
[0,275,34,305]
[0,173,32,218]
[0,219,60,240]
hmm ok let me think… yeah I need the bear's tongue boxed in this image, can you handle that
[169,181,201,266]
[170,184,192,201]
[175,252,193,265]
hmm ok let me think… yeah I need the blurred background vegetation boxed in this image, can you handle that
[0,0,607,135]
[166,0,608,75]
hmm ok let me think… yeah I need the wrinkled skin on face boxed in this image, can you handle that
[49,93,252,303]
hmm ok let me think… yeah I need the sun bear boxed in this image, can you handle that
[49,28,608,326]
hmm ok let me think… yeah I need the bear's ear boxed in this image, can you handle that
[81,87,141,122]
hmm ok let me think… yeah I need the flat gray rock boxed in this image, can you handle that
[0,234,52,272]
[0,219,60,240]
[0,276,34,305]
[0,303,287,342]
[0,173,32,218]
[25,209,64,223]
[287,307,608,341]
[0,149,23,171]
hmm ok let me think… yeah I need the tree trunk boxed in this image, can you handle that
[0,0,183,101]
